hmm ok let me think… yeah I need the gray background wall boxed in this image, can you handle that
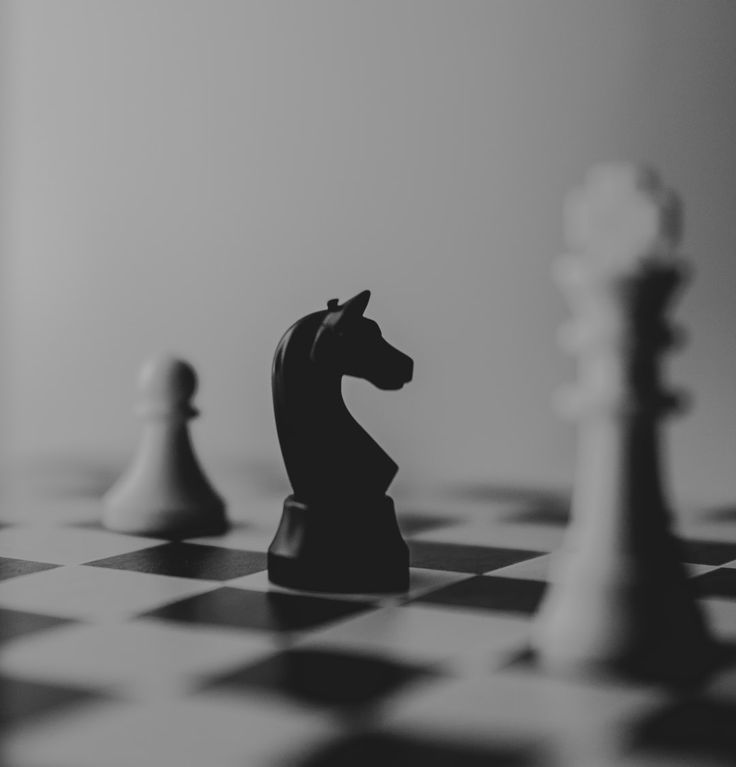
[3,0,736,506]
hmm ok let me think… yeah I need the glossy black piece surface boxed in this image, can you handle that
[268,291,413,593]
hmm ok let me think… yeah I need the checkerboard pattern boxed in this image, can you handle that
[1,489,736,767]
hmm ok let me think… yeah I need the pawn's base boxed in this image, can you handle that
[268,495,409,593]
[102,502,229,539]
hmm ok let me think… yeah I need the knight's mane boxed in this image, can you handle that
[272,310,327,404]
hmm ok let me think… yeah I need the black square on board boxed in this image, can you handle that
[0,675,102,726]
[396,512,458,536]
[408,541,543,574]
[0,607,72,645]
[680,539,736,566]
[692,568,736,600]
[0,557,59,582]
[204,648,431,709]
[631,698,736,763]
[414,576,546,615]
[297,732,534,767]
[142,587,370,632]
[86,542,267,580]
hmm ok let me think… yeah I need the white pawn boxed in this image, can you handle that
[103,355,228,538]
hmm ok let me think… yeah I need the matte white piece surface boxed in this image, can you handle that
[103,355,228,537]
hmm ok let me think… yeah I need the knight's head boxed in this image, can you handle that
[310,290,413,390]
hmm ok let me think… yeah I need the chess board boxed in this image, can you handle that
[1,469,736,767]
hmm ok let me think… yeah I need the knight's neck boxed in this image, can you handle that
[316,372,346,412]
[284,365,343,412]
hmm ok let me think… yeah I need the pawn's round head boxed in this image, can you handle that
[138,354,198,414]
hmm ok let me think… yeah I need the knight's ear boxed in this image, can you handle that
[335,290,370,328]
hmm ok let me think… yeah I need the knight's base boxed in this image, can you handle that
[267,494,409,593]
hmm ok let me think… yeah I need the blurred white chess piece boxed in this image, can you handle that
[103,354,228,538]
[532,164,716,684]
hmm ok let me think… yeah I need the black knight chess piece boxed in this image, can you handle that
[268,290,414,593]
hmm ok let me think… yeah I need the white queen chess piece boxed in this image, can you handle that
[103,355,228,538]
[531,164,717,684]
